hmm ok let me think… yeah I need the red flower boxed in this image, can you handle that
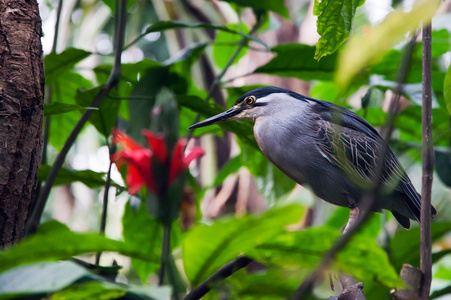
[111,129,204,195]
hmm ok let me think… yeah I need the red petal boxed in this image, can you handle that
[112,129,143,151]
[111,148,157,194]
[142,129,167,163]
[168,139,186,184]
[126,165,145,194]
[168,139,205,185]
[183,147,205,167]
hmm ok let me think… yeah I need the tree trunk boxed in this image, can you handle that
[0,0,44,247]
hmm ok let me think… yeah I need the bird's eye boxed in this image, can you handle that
[245,96,256,105]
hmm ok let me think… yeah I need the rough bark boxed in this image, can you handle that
[0,0,44,247]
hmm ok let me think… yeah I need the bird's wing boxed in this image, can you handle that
[310,101,422,219]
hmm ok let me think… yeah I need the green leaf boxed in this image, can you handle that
[38,165,124,190]
[369,75,438,107]
[336,0,440,87]
[0,220,156,273]
[143,20,269,50]
[0,261,171,300]
[435,148,451,187]
[47,281,126,300]
[75,86,121,136]
[47,71,94,150]
[390,222,451,271]
[122,200,162,283]
[432,249,451,263]
[444,63,451,115]
[254,44,338,81]
[247,226,403,289]
[220,0,289,19]
[44,102,97,116]
[413,29,451,59]
[101,0,138,12]
[431,284,451,299]
[213,155,243,186]
[45,48,91,81]
[0,262,90,297]
[182,204,303,286]
[313,0,364,60]
[213,24,249,69]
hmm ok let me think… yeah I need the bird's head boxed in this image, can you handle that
[188,86,307,129]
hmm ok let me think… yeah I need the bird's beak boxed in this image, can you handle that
[189,106,243,129]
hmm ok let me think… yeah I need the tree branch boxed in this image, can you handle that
[184,256,252,300]
[25,0,128,236]
[420,22,433,300]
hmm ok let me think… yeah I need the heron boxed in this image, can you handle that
[189,86,436,229]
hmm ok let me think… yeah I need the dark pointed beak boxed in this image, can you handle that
[188,106,243,129]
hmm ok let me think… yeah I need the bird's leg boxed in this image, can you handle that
[343,206,360,233]
[336,206,365,299]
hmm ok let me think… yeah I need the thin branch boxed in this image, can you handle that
[25,0,128,236]
[185,15,264,142]
[420,23,433,300]
[293,33,418,299]
[184,256,252,300]
[95,115,116,265]
[220,71,256,85]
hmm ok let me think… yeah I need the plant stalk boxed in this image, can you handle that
[420,22,433,300]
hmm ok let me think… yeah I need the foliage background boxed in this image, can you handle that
[2,0,451,299]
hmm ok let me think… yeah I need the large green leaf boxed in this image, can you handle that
[254,44,338,81]
[38,165,124,190]
[389,222,451,271]
[247,226,403,289]
[0,221,156,273]
[0,262,90,297]
[182,204,303,286]
[314,0,364,60]
[336,0,440,87]
[142,20,268,49]
[44,48,91,82]
[0,261,171,300]
[220,0,289,19]
[444,63,451,115]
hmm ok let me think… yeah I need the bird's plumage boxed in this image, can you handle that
[190,86,437,228]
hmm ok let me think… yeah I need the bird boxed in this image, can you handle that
[189,86,437,229]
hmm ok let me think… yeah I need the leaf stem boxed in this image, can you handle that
[159,223,171,286]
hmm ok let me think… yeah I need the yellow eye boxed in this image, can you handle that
[245,96,256,105]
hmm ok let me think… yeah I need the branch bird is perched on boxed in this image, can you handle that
[189,87,436,228]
